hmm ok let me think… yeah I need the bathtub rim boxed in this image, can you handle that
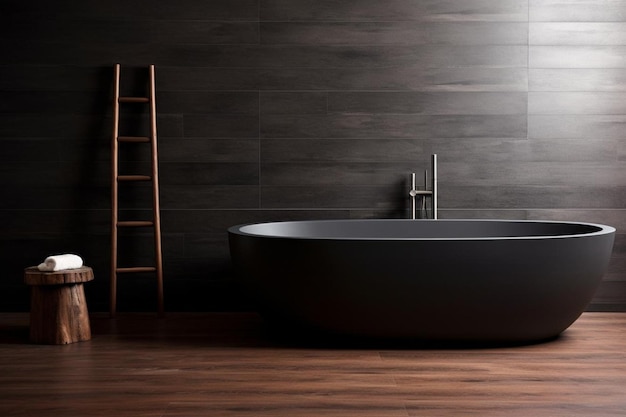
[228,219,616,241]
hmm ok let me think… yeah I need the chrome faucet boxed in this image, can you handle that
[409,154,438,219]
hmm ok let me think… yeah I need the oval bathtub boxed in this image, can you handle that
[228,219,615,343]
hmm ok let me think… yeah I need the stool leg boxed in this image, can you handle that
[29,284,91,344]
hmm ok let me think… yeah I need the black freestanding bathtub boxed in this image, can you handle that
[228,219,615,342]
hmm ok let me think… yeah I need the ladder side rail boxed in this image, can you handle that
[110,63,121,318]
[149,64,165,317]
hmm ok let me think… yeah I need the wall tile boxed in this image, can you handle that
[2,0,260,20]
[159,138,259,163]
[262,114,527,139]
[262,138,427,163]
[151,22,260,45]
[530,46,626,68]
[155,45,528,69]
[1,0,625,312]
[0,65,111,91]
[530,23,626,45]
[529,92,626,114]
[261,22,527,45]
[530,0,626,22]
[159,66,529,92]
[160,162,259,185]
[183,114,259,138]
[441,161,626,187]
[529,115,626,139]
[260,186,405,209]
[530,69,626,91]
[261,0,528,22]
[441,185,626,209]
[161,186,259,209]
[327,92,527,115]
[261,162,415,186]
[159,92,259,115]
[260,92,327,115]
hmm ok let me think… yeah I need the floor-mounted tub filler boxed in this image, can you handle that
[228,219,615,343]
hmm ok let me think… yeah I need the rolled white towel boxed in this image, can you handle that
[37,254,84,272]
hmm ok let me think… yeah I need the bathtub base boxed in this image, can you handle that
[229,219,615,343]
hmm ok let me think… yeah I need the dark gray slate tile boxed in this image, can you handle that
[2,0,260,20]
[158,66,529,92]
[0,91,111,114]
[0,186,110,210]
[441,185,626,209]
[261,114,527,139]
[161,45,527,69]
[261,22,527,45]
[430,137,619,163]
[530,46,626,68]
[0,209,110,234]
[260,162,416,186]
[530,23,626,46]
[262,0,527,22]
[183,114,259,138]
[530,0,626,22]
[530,69,626,91]
[0,161,109,187]
[151,21,259,44]
[161,209,350,233]
[159,162,259,185]
[529,92,626,114]
[0,65,111,92]
[525,209,626,230]
[159,138,259,163]
[160,185,259,209]
[0,138,83,162]
[529,115,626,139]
[158,92,259,115]
[261,92,327,114]
[327,92,527,115]
[440,161,626,187]
[261,138,428,163]
[0,18,153,43]
[260,185,405,210]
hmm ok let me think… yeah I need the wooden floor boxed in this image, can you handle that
[0,312,625,417]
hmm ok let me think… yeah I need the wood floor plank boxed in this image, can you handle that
[0,312,625,417]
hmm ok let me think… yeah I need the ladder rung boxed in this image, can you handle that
[119,96,149,103]
[118,175,152,181]
[118,136,150,143]
[117,221,154,227]
[116,267,157,273]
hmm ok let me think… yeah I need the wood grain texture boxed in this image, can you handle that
[24,267,93,344]
[0,312,625,416]
[24,266,94,286]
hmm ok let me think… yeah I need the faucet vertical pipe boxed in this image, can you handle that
[410,172,416,220]
[422,169,428,219]
[431,153,438,219]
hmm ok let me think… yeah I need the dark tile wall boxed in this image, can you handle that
[0,0,624,312]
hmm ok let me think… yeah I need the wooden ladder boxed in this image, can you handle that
[111,63,164,317]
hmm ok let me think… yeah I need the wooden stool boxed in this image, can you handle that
[24,266,94,344]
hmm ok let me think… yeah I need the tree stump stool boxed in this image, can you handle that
[24,266,94,344]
